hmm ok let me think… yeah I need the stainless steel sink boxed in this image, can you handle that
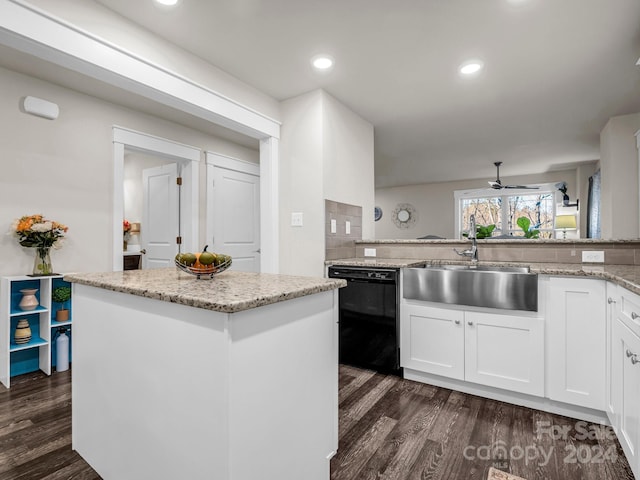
[428,264,531,273]
[403,264,538,311]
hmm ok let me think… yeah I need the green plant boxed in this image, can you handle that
[516,217,540,239]
[463,224,496,239]
[52,286,71,305]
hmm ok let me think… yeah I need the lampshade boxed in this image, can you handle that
[555,215,577,230]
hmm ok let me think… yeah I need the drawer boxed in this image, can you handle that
[619,288,640,338]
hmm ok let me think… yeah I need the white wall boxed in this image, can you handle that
[323,92,375,239]
[375,170,580,239]
[0,66,258,276]
[279,90,374,276]
[279,91,325,277]
[600,113,640,239]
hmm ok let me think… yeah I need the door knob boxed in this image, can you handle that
[454,320,460,325]
[608,297,616,304]
[626,349,634,358]
[140,249,146,254]
[632,312,639,320]
[468,321,473,326]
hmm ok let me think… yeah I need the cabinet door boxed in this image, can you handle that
[605,282,618,427]
[464,311,544,396]
[612,318,640,477]
[401,303,464,380]
[546,277,606,410]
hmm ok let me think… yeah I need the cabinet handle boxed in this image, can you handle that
[468,321,473,326]
[608,297,616,304]
[632,356,640,365]
[632,312,639,320]
[627,349,635,358]
[454,320,461,325]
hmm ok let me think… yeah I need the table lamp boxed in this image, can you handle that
[555,214,577,239]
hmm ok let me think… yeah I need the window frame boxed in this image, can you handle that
[454,183,560,238]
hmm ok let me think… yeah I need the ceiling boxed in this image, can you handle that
[9,1,640,188]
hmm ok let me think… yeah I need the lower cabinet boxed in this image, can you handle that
[546,277,606,410]
[611,289,640,480]
[401,302,544,396]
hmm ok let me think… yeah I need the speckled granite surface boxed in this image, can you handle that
[357,238,640,245]
[326,258,428,268]
[64,268,346,314]
[327,258,640,296]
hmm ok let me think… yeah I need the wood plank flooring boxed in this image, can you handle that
[0,366,635,480]
[331,365,635,480]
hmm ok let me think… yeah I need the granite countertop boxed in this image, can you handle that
[64,268,346,314]
[326,258,428,268]
[356,238,640,245]
[326,257,640,296]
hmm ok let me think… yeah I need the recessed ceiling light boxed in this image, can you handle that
[155,0,179,6]
[311,55,334,71]
[459,60,484,76]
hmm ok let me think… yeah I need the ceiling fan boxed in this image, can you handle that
[488,162,539,190]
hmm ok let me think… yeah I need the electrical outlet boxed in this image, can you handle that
[330,219,336,234]
[291,212,303,227]
[364,248,376,257]
[582,250,605,263]
[345,221,351,235]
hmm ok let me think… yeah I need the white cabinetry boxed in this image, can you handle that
[605,282,618,424]
[611,286,640,479]
[401,301,544,396]
[401,304,464,379]
[546,277,606,410]
[0,275,72,388]
[465,310,544,396]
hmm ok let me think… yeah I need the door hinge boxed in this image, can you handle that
[176,236,182,245]
[176,177,183,186]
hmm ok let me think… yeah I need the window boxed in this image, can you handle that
[455,185,557,238]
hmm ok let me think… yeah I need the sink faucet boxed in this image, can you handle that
[454,214,478,263]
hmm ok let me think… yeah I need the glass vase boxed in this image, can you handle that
[33,248,53,276]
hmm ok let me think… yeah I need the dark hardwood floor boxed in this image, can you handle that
[0,366,635,480]
[331,365,635,480]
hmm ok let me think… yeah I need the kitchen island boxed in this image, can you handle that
[64,268,345,480]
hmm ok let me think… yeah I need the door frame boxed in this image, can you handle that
[0,1,280,273]
[113,126,200,271]
[205,152,260,270]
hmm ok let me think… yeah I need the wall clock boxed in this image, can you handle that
[392,203,417,229]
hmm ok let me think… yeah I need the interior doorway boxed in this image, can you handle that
[113,127,200,271]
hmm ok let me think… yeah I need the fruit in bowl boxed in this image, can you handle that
[175,246,231,278]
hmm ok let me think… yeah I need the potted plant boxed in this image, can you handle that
[516,217,540,239]
[463,223,496,239]
[52,285,71,322]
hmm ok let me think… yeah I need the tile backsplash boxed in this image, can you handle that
[325,200,362,261]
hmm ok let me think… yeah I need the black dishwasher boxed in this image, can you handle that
[328,266,401,376]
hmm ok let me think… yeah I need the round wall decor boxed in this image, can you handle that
[374,206,383,222]
[392,203,417,229]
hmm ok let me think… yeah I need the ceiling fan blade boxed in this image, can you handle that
[504,185,539,189]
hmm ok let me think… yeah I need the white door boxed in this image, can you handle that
[141,163,179,269]
[207,160,260,272]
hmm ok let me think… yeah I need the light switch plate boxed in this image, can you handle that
[330,219,336,234]
[582,250,605,263]
[364,248,376,257]
[345,221,351,235]
[291,212,303,227]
